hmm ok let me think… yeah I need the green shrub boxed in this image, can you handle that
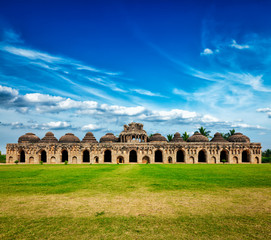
[221,159,227,164]
[65,160,68,165]
[262,157,271,163]
[14,160,19,164]
[0,154,6,163]
[40,161,43,165]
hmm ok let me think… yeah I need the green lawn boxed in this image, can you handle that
[0,164,270,239]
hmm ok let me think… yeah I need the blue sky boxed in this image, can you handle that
[0,0,271,153]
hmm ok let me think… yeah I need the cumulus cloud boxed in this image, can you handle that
[257,107,271,118]
[230,40,250,50]
[81,124,101,131]
[200,48,213,55]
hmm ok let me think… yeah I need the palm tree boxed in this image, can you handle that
[198,126,211,138]
[221,129,235,140]
[167,134,173,142]
[182,132,189,141]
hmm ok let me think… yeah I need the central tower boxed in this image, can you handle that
[119,122,148,143]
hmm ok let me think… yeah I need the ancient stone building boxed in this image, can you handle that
[6,122,262,164]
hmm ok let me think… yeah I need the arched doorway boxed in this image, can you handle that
[41,150,47,163]
[83,150,90,163]
[255,156,259,164]
[94,156,99,163]
[62,150,68,162]
[129,150,137,163]
[242,150,250,163]
[168,157,172,163]
[20,150,25,163]
[104,150,111,163]
[155,150,163,163]
[220,150,228,163]
[198,150,206,163]
[117,156,124,164]
[142,156,150,164]
[176,150,185,162]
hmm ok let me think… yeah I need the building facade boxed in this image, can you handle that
[6,122,262,164]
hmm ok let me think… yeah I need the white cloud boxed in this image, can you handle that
[230,40,250,50]
[81,124,100,131]
[131,88,164,97]
[200,48,213,55]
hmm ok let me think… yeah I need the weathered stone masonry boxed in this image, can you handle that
[6,122,262,164]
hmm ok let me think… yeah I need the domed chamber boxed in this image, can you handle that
[40,132,58,143]
[171,132,184,142]
[211,132,228,142]
[100,133,118,143]
[228,133,250,143]
[59,133,80,143]
[149,133,167,142]
[82,132,98,143]
[18,133,40,143]
[187,132,209,142]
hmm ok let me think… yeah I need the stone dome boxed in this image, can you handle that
[82,132,98,143]
[18,133,40,143]
[40,132,58,143]
[100,133,118,143]
[228,133,250,143]
[149,133,167,142]
[171,132,184,142]
[187,132,209,142]
[59,133,80,143]
[211,132,228,142]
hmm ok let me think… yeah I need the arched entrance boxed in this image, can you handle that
[220,150,228,163]
[94,156,99,163]
[20,150,25,163]
[198,150,206,163]
[62,150,68,162]
[255,156,259,164]
[168,157,172,163]
[176,150,185,162]
[155,150,163,163]
[129,150,137,163]
[104,150,111,163]
[83,150,90,163]
[242,150,250,163]
[142,156,150,164]
[117,156,124,164]
[41,150,47,163]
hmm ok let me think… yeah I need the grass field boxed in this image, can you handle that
[0,164,270,239]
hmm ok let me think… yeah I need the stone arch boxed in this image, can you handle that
[220,149,228,163]
[20,150,25,163]
[129,150,137,163]
[155,150,163,163]
[168,156,172,163]
[72,156,77,164]
[198,150,207,163]
[51,156,56,163]
[40,150,47,163]
[176,150,185,162]
[142,156,150,164]
[117,156,124,164]
[83,150,90,163]
[255,156,259,164]
[242,150,250,163]
[233,156,238,164]
[104,150,112,163]
[62,149,68,163]
[94,156,99,163]
[29,157,34,164]
[211,156,216,164]
[9,156,13,163]
[189,156,194,163]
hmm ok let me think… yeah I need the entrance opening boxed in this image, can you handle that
[155,150,163,163]
[129,150,137,163]
[20,150,25,163]
[83,150,90,163]
[168,157,172,163]
[117,156,124,164]
[220,150,228,163]
[104,150,112,162]
[177,150,185,162]
[242,151,250,163]
[41,150,47,163]
[255,156,259,164]
[62,150,68,162]
[95,156,99,163]
[142,156,150,164]
[198,150,206,163]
